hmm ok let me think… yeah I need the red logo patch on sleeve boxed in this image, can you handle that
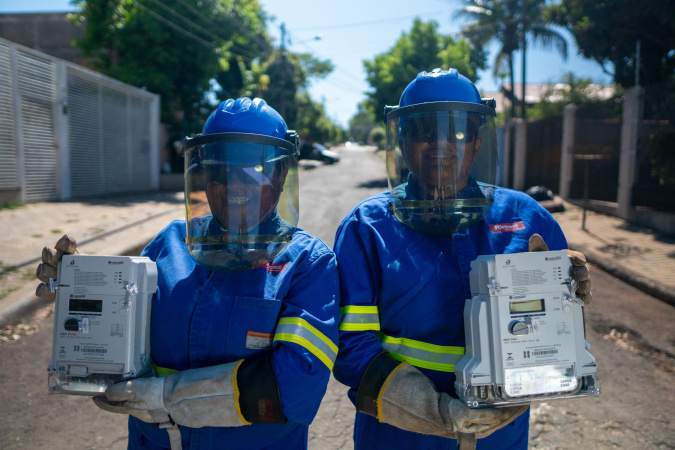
[489,221,526,233]
[264,263,287,274]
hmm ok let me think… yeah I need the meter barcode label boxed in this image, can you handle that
[534,349,558,356]
[83,348,107,354]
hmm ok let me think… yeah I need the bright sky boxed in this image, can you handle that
[1,0,612,127]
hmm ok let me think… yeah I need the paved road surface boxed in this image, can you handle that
[0,145,673,449]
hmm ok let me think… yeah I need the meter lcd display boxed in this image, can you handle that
[509,299,544,314]
[69,299,103,313]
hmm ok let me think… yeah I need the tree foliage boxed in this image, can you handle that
[70,0,344,158]
[348,102,379,143]
[526,73,623,120]
[71,0,270,134]
[546,0,675,88]
[363,19,487,119]
[457,0,568,119]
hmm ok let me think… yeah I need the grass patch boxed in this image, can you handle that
[51,229,63,234]
[0,201,23,211]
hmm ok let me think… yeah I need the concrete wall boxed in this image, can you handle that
[0,13,83,63]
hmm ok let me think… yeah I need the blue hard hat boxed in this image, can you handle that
[203,97,287,138]
[399,68,482,107]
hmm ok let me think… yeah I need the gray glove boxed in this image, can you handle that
[35,234,79,299]
[93,360,250,429]
[378,362,528,439]
[528,234,592,304]
[356,353,528,440]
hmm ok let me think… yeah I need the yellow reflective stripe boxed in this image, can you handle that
[274,317,338,370]
[274,333,335,370]
[340,323,381,331]
[339,305,380,331]
[379,332,465,373]
[153,364,180,377]
[379,333,465,355]
[277,317,338,354]
[340,305,378,314]
[387,351,458,373]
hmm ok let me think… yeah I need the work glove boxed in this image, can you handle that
[528,234,592,304]
[93,360,250,428]
[35,234,79,299]
[357,353,528,440]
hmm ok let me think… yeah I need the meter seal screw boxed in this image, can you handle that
[487,276,502,295]
[122,283,138,309]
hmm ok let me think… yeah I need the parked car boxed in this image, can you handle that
[299,142,340,164]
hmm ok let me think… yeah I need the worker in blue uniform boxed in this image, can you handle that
[36,98,340,450]
[332,69,592,449]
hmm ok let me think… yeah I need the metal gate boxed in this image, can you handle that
[0,37,159,203]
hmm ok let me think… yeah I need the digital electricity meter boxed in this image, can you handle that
[48,255,157,395]
[454,250,600,408]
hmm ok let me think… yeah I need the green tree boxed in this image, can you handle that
[546,0,675,88]
[294,92,344,144]
[261,50,334,129]
[456,0,520,117]
[71,0,270,139]
[363,18,486,119]
[348,103,378,144]
[457,0,568,119]
[526,73,623,120]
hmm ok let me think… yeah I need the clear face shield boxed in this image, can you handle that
[385,102,498,233]
[183,133,299,272]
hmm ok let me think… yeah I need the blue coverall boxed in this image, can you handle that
[333,188,568,450]
[128,220,339,449]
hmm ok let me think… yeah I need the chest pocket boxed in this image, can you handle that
[226,296,282,358]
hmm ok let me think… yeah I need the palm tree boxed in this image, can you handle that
[456,0,568,118]
[456,0,521,117]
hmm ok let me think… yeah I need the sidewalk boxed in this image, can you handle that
[0,191,185,327]
[1,191,674,328]
[551,198,675,306]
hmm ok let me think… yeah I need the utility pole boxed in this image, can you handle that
[278,22,288,118]
[520,0,527,119]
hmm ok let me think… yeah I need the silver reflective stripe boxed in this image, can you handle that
[274,317,338,370]
[378,332,465,372]
[339,305,380,331]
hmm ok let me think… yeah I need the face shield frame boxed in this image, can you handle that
[384,100,499,234]
[182,131,300,272]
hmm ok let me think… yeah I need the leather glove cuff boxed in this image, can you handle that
[237,352,286,424]
[355,351,403,418]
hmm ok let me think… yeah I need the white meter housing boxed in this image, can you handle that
[454,250,600,408]
[48,255,157,395]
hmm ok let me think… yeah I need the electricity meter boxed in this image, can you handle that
[454,250,600,407]
[48,255,157,395]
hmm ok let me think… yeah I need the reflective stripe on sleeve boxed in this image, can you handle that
[339,305,380,331]
[274,317,338,371]
[378,332,465,372]
[152,364,179,377]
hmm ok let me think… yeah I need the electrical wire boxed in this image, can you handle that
[147,0,258,59]
[292,9,451,32]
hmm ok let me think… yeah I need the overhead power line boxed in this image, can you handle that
[135,1,216,49]
[292,9,451,32]
[147,0,258,59]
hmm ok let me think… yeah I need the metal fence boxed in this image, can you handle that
[568,114,622,202]
[524,116,563,193]
[633,80,675,211]
[0,38,159,203]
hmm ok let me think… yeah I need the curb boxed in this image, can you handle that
[567,241,675,308]
[0,240,154,330]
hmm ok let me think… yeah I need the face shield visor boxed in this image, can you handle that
[385,102,498,233]
[183,133,299,272]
